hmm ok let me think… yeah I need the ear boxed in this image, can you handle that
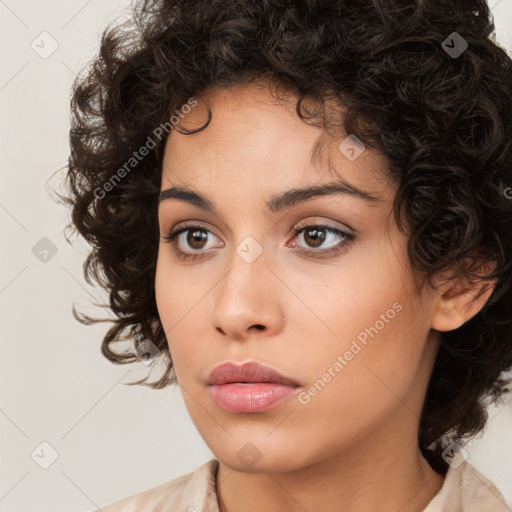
[431,260,497,332]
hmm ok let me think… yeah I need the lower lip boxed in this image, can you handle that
[209,383,298,413]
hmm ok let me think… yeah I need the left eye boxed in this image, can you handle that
[289,223,354,254]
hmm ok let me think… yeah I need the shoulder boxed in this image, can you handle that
[424,460,511,512]
[94,459,220,512]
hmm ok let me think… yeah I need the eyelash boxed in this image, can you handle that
[162,221,356,262]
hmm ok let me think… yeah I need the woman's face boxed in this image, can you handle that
[155,83,440,473]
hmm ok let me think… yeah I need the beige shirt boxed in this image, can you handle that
[96,459,511,512]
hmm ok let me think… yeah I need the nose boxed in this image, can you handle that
[208,247,285,342]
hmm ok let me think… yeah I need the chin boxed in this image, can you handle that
[213,444,311,474]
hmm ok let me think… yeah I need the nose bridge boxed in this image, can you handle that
[208,231,283,338]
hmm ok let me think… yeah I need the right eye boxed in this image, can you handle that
[162,223,223,261]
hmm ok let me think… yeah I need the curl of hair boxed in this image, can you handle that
[54,0,512,474]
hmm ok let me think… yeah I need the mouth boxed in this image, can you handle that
[206,361,301,413]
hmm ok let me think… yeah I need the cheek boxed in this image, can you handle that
[155,246,205,323]
[292,285,421,398]
[154,251,213,378]
[291,238,428,414]
[289,230,415,350]
[289,293,427,453]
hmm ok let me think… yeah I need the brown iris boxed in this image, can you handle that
[187,229,208,250]
[303,227,326,248]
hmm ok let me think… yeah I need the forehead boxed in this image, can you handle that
[161,83,394,199]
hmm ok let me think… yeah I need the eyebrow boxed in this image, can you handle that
[158,178,382,213]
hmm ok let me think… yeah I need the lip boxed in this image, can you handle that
[207,361,300,413]
[207,361,300,386]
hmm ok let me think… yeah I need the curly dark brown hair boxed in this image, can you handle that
[54,0,512,474]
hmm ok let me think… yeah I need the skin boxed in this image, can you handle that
[154,82,495,512]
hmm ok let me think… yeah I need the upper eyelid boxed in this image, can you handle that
[167,222,219,238]
[163,212,355,233]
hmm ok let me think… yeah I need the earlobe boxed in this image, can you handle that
[431,263,497,332]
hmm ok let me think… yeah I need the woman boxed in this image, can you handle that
[61,0,512,510]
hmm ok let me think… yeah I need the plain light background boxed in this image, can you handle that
[1,1,512,510]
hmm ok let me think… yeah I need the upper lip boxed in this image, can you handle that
[207,361,300,387]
